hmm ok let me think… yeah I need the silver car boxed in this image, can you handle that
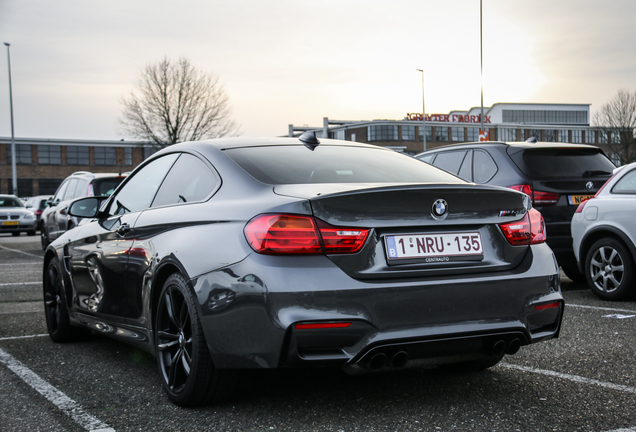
[572,162,636,300]
[0,194,37,236]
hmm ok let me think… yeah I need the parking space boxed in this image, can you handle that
[1,234,635,432]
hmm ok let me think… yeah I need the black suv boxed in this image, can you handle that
[40,171,126,249]
[415,140,615,281]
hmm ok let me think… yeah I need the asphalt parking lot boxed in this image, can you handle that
[1,233,635,432]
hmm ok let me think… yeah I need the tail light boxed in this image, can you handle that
[499,208,546,246]
[245,214,369,255]
[509,184,559,206]
[575,199,590,214]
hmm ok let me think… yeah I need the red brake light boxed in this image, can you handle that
[575,199,590,214]
[499,209,546,246]
[244,214,369,255]
[508,185,559,206]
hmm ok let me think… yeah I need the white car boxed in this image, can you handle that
[571,162,636,300]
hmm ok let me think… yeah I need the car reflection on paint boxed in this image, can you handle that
[43,133,564,407]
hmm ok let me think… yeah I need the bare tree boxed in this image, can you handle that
[593,89,636,165]
[119,57,240,147]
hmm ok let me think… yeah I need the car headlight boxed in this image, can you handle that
[23,213,36,220]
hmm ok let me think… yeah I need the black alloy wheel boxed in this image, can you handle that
[585,238,635,301]
[155,273,236,407]
[43,257,91,342]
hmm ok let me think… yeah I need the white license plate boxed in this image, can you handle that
[386,232,483,260]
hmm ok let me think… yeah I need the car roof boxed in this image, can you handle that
[417,141,602,155]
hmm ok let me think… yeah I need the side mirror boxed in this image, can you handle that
[46,197,54,207]
[68,197,106,219]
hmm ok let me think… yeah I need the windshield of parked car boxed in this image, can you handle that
[0,197,25,208]
[224,145,464,184]
[509,148,615,178]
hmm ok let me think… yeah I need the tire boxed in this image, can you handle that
[439,354,504,372]
[27,230,36,236]
[43,257,92,342]
[155,273,236,407]
[11,231,20,237]
[41,230,50,250]
[585,238,635,301]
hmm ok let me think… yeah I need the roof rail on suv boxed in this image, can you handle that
[71,171,93,176]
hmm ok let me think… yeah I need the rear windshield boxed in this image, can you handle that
[509,148,615,178]
[91,177,125,197]
[224,145,464,185]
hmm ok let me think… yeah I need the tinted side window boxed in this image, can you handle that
[612,169,636,194]
[53,180,70,202]
[473,150,498,183]
[108,154,179,215]
[62,179,79,200]
[432,151,468,175]
[457,150,472,181]
[152,154,219,208]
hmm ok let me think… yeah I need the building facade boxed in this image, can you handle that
[288,103,614,160]
[0,137,153,197]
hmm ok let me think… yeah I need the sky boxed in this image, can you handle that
[0,0,635,141]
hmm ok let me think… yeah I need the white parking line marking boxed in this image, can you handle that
[0,334,48,341]
[0,347,116,432]
[0,282,41,286]
[567,303,636,314]
[501,363,636,395]
[604,428,636,432]
[0,244,43,258]
[0,262,42,266]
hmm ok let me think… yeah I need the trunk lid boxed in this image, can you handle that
[275,183,533,280]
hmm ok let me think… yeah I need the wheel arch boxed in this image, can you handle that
[578,226,636,272]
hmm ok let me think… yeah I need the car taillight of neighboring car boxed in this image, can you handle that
[509,184,559,206]
[245,214,369,255]
[499,208,546,246]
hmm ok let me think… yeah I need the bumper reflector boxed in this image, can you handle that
[295,322,352,330]
[534,302,560,311]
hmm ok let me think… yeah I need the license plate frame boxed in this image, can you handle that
[1,221,19,226]
[385,232,484,263]
[568,195,594,205]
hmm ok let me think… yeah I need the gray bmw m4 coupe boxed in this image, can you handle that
[43,133,564,406]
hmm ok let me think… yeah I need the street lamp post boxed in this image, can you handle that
[4,42,17,195]
[416,68,426,151]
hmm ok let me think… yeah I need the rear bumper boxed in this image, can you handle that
[193,243,563,370]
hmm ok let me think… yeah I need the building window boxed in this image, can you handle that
[6,144,32,164]
[529,129,542,141]
[451,127,464,142]
[544,130,556,142]
[351,133,356,142]
[332,130,345,140]
[17,179,33,197]
[402,126,416,141]
[124,147,133,165]
[585,130,596,144]
[37,145,62,165]
[367,125,398,141]
[502,110,587,125]
[571,130,582,143]
[39,179,64,195]
[599,130,608,144]
[67,146,90,165]
[466,127,479,141]
[418,126,432,141]
[94,147,117,165]
[558,130,569,143]
[499,128,516,141]
[435,127,449,142]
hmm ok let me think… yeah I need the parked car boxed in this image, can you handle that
[0,194,37,236]
[44,135,564,407]
[571,162,636,300]
[25,195,52,231]
[415,140,615,281]
[40,171,127,249]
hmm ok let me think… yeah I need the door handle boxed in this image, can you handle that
[116,223,131,237]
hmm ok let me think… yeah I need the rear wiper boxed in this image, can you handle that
[583,170,612,177]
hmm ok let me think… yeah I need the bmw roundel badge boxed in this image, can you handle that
[432,199,448,218]
[586,181,594,191]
